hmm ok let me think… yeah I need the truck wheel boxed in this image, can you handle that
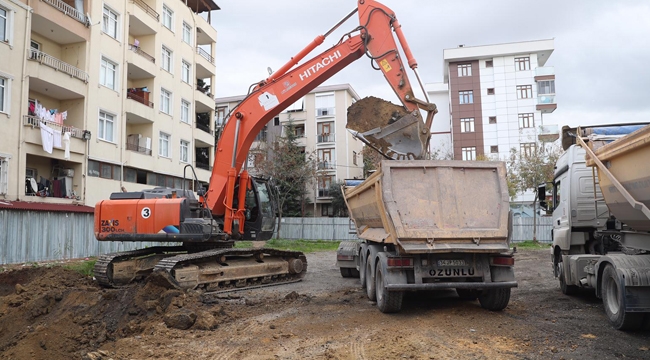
[349,268,360,278]
[375,264,403,313]
[359,251,367,289]
[365,257,376,301]
[478,288,511,311]
[340,268,351,278]
[456,288,481,301]
[602,264,643,330]
[557,257,578,295]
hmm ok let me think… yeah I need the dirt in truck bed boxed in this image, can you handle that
[1,249,649,360]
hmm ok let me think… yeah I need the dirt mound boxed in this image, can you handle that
[346,96,408,133]
[0,267,229,359]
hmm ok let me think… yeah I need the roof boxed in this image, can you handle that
[0,200,95,213]
[183,0,220,13]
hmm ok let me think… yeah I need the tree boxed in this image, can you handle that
[361,145,382,177]
[506,141,562,241]
[255,118,317,238]
[328,180,348,217]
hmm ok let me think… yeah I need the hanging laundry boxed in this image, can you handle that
[50,108,57,115]
[40,122,54,154]
[61,111,67,121]
[54,113,63,124]
[53,128,62,148]
[63,132,71,160]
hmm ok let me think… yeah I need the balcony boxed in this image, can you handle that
[536,94,557,113]
[317,133,335,143]
[316,107,335,117]
[126,45,156,79]
[535,66,555,77]
[30,0,89,44]
[195,89,215,113]
[27,49,88,83]
[538,124,560,142]
[126,142,152,156]
[196,15,218,45]
[317,188,332,198]
[22,115,87,158]
[129,1,158,37]
[125,90,155,123]
[195,160,211,171]
[194,122,214,148]
[318,161,336,170]
[196,47,216,78]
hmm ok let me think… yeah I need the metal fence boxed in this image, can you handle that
[0,209,175,265]
[275,217,357,241]
[510,216,553,243]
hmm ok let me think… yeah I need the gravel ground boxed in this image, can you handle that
[1,248,649,359]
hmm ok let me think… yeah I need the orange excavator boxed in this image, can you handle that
[93,0,437,293]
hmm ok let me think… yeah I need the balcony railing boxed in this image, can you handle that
[197,47,215,65]
[131,0,159,21]
[126,92,154,108]
[317,133,335,143]
[535,66,555,77]
[196,122,213,135]
[23,115,84,139]
[128,44,155,63]
[318,161,336,170]
[318,188,331,198]
[126,142,152,155]
[42,0,88,24]
[538,95,556,104]
[195,161,211,171]
[27,49,89,83]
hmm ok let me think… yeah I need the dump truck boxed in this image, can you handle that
[337,160,517,313]
[538,123,650,330]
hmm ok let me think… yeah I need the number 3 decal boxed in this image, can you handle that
[141,207,151,219]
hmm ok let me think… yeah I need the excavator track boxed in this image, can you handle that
[94,246,187,287]
[153,248,308,293]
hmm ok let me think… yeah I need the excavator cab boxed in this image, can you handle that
[242,177,276,241]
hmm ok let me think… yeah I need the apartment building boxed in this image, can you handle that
[427,39,558,204]
[215,84,364,217]
[0,0,218,207]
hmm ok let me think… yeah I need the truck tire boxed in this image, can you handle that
[602,264,643,330]
[349,268,360,278]
[340,268,352,278]
[365,257,376,301]
[375,264,403,313]
[557,256,578,295]
[456,288,481,301]
[478,288,511,311]
[359,251,367,289]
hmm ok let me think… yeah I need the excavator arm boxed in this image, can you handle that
[207,0,437,236]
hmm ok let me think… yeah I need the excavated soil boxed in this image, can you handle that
[346,96,408,133]
[1,249,649,360]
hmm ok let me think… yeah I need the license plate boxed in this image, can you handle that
[437,259,467,267]
[428,267,476,277]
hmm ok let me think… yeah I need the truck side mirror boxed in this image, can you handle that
[538,184,547,210]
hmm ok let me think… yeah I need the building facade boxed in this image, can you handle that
[427,39,558,204]
[0,0,218,207]
[215,84,364,217]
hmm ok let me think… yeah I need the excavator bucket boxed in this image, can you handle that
[347,96,429,160]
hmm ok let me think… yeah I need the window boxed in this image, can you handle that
[457,63,471,77]
[485,60,493,68]
[88,160,120,180]
[160,88,171,114]
[490,146,498,154]
[181,100,190,124]
[553,181,561,211]
[315,94,335,116]
[0,6,8,43]
[318,176,333,197]
[0,76,5,113]
[353,151,357,166]
[159,132,170,157]
[518,113,534,128]
[0,154,8,195]
[100,57,118,90]
[98,111,115,142]
[461,147,476,161]
[181,60,190,84]
[459,90,473,104]
[182,22,191,44]
[162,46,172,72]
[180,140,189,163]
[487,88,495,95]
[460,118,475,133]
[273,116,280,126]
[520,142,536,157]
[489,116,497,124]
[321,204,333,216]
[318,148,333,169]
[216,106,228,126]
[515,57,530,71]
[286,124,304,137]
[516,85,533,99]
[317,122,334,142]
[284,98,304,112]
[102,6,118,39]
[538,80,555,95]
[162,5,173,30]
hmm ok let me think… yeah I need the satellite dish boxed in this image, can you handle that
[267,67,273,75]
[30,178,38,193]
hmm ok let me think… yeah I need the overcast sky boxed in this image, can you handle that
[211,0,650,129]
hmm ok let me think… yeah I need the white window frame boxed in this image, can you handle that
[515,56,531,71]
[457,63,471,77]
[461,147,476,161]
[520,142,537,157]
[159,132,171,158]
[182,22,191,45]
[459,90,473,104]
[161,46,173,73]
[102,5,119,40]
[160,88,172,115]
[0,152,10,195]
[516,85,533,99]
[180,139,190,163]
[181,60,191,84]
[100,56,118,90]
[518,113,534,129]
[180,99,190,124]
[0,3,14,46]
[98,110,116,142]
[0,75,8,114]
[315,93,335,117]
[162,4,173,31]
[460,118,475,133]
